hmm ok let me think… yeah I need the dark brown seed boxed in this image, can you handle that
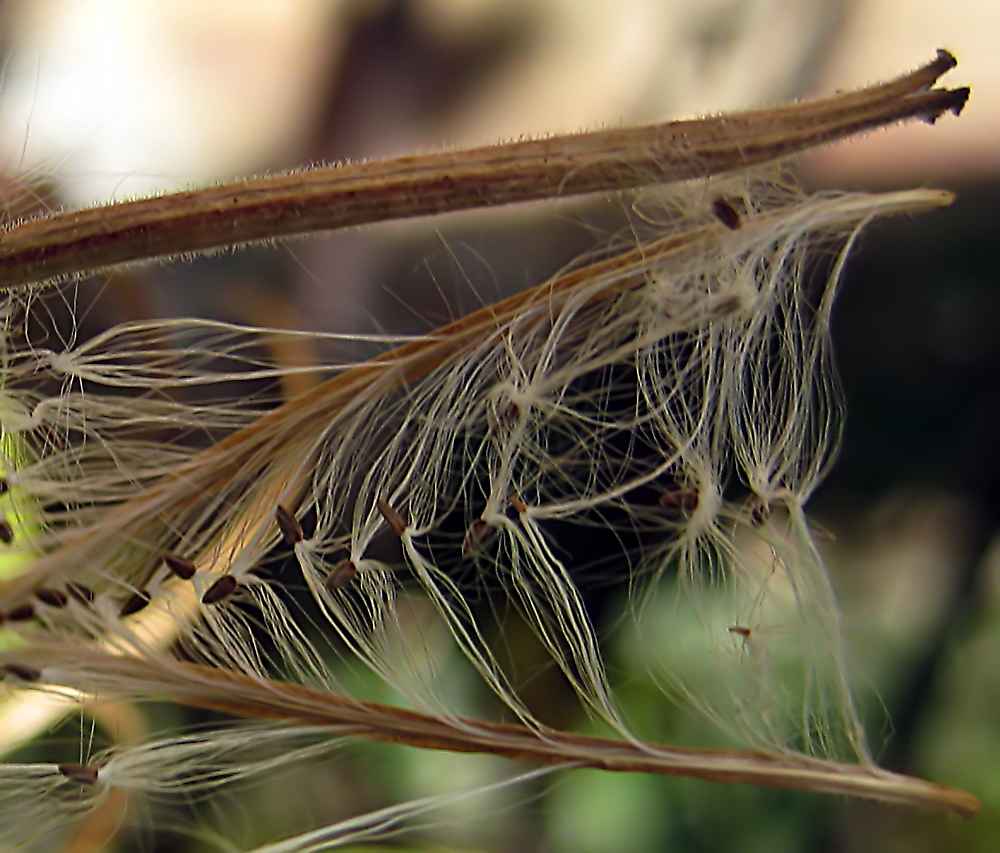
[659,489,699,512]
[729,626,752,639]
[163,552,197,580]
[5,604,35,622]
[488,400,520,436]
[0,477,8,495]
[120,590,151,617]
[710,294,742,319]
[0,520,13,544]
[712,196,742,230]
[510,496,527,515]
[58,763,99,784]
[276,504,304,545]
[376,499,407,537]
[3,663,41,681]
[325,560,357,591]
[202,575,238,605]
[750,502,772,527]
[462,519,495,557]
[35,588,69,608]
[67,583,96,604]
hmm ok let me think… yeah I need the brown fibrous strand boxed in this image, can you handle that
[0,52,967,289]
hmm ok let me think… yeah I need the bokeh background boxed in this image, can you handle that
[0,1,998,851]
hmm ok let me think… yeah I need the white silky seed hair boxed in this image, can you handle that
[0,180,971,847]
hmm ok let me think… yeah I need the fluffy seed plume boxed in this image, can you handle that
[0,50,978,850]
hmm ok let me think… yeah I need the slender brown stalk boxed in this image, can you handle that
[0,51,966,289]
[13,647,980,817]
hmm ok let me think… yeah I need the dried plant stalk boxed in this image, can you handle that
[0,51,966,288]
[9,644,980,817]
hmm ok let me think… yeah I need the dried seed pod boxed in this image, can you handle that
[34,588,68,608]
[58,763,99,785]
[2,663,41,682]
[66,583,96,604]
[5,604,35,622]
[325,560,357,591]
[276,504,304,545]
[462,518,495,557]
[202,575,238,605]
[163,552,197,580]
[0,520,13,544]
[120,590,151,617]
[376,499,407,537]
[712,196,742,230]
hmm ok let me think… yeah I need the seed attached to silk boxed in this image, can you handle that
[276,505,304,545]
[325,560,357,591]
[163,552,197,580]
[120,590,151,617]
[58,764,99,784]
[376,499,407,537]
[202,575,239,605]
